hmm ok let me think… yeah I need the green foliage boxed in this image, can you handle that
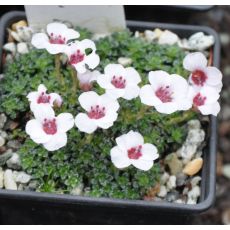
[1,28,196,199]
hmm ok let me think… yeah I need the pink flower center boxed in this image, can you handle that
[193,93,206,107]
[49,33,66,44]
[155,86,173,103]
[128,145,142,160]
[191,70,207,86]
[88,105,105,119]
[69,50,85,65]
[43,118,57,135]
[37,92,51,104]
[111,76,126,89]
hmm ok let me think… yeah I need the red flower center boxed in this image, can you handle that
[43,118,57,135]
[155,86,173,103]
[111,76,126,89]
[193,93,206,107]
[69,50,85,65]
[49,33,66,44]
[88,105,106,119]
[128,145,142,160]
[37,92,51,104]
[191,70,207,86]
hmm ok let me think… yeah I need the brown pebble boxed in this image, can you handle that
[217,152,223,176]
[144,183,161,200]
[9,121,19,130]
[11,20,27,31]
[183,158,203,176]
[0,146,7,154]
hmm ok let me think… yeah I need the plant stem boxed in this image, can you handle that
[70,67,78,94]
[166,110,196,125]
[55,54,64,85]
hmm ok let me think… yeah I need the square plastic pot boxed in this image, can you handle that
[0,11,219,224]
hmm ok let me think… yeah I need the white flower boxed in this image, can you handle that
[27,84,62,112]
[77,70,100,91]
[75,91,119,134]
[110,130,159,171]
[189,86,220,116]
[65,39,100,74]
[139,70,192,114]
[31,22,80,54]
[97,64,141,100]
[183,52,222,92]
[26,106,74,151]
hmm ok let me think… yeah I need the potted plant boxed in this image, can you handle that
[0,11,221,224]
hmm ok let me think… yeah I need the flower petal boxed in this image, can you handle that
[49,93,62,107]
[45,44,67,54]
[122,85,140,100]
[99,94,120,112]
[155,102,178,114]
[131,159,153,171]
[141,143,159,161]
[125,67,141,85]
[104,64,126,76]
[106,88,125,99]
[56,113,74,133]
[78,91,99,111]
[85,52,100,70]
[26,119,51,144]
[38,84,47,93]
[63,28,80,41]
[148,70,171,90]
[78,70,100,84]
[97,74,114,90]
[200,86,220,104]
[43,132,67,151]
[95,111,118,128]
[140,85,162,106]
[110,146,130,169]
[183,52,207,71]
[27,92,38,103]
[31,33,49,49]
[75,113,97,134]
[47,22,68,37]
[116,134,128,151]
[33,105,55,123]
[198,101,220,116]
[125,130,144,149]
[73,62,87,74]
[205,66,223,86]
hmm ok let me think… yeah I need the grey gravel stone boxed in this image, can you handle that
[166,191,179,202]
[0,113,7,129]
[157,185,167,198]
[3,169,17,190]
[13,171,31,184]
[187,120,201,130]
[176,173,188,187]
[166,175,176,190]
[0,167,4,188]
[160,172,170,185]
[165,153,183,175]
[7,140,21,150]
[0,136,5,147]
[6,152,21,170]
[0,149,13,166]
[70,183,83,195]
[222,164,230,179]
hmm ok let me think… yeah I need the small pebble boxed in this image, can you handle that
[222,209,230,225]
[166,175,176,190]
[144,30,157,42]
[13,171,31,184]
[222,164,230,179]
[11,20,28,31]
[3,169,17,190]
[3,42,17,54]
[10,30,22,42]
[158,30,179,45]
[6,153,21,170]
[183,158,203,176]
[70,183,83,195]
[160,172,170,185]
[0,167,4,188]
[176,173,187,187]
[117,57,132,66]
[190,176,202,188]
[187,120,201,130]
[187,129,205,145]
[174,199,186,204]
[0,149,13,166]
[165,153,183,175]
[17,42,29,54]
[0,136,5,147]
[188,185,201,200]
[0,113,7,129]
[166,191,179,202]
[220,33,230,46]
[7,140,21,150]
[157,185,167,198]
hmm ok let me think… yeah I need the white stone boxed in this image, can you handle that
[3,169,17,190]
[0,136,5,147]
[13,171,31,184]
[16,27,32,42]
[10,30,22,42]
[190,176,202,188]
[0,167,4,188]
[157,185,167,198]
[187,120,201,130]
[3,42,16,54]
[188,32,215,51]
[160,172,170,185]
[117,57,132,66]
[144,30,157,42]
[220,33,230,46]
[17,42,29,54]
[187,129,205,145]
[177,144,197,160]
[174,199,185,204]
[187,198,197,205]
[158,30,179,45]
[6,153,21,170]
[70,183,83,195]
[188,185,201,200]
[222,164,230,179]
[166,175,176,191]
[134,31,140,38]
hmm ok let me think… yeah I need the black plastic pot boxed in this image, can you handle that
[0,11,219,224]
